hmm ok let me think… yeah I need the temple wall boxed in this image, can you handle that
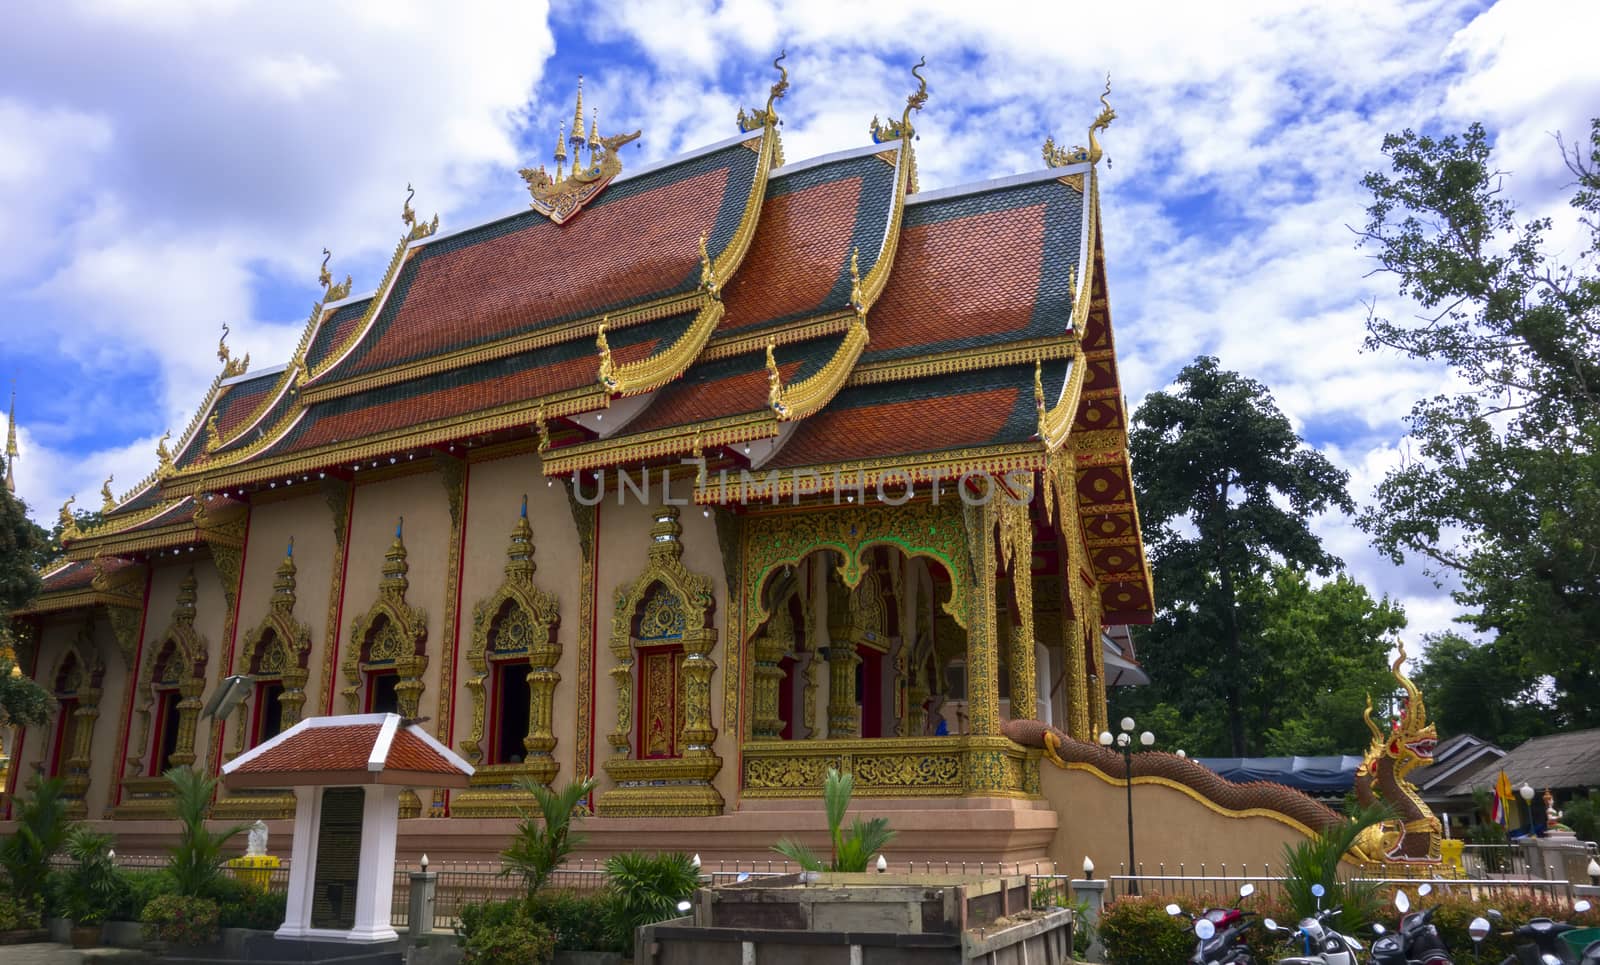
[1042,763,1313,877]
[221,492,336,755]
[133,561,229,773]
[339,469,450,714]
[453,451,585,780]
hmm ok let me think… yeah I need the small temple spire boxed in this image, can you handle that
[5,383,17,494]
[571,75,586,150]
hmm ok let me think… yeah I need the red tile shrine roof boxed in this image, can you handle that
[222,713,473,789]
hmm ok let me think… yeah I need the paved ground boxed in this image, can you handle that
[0,945,153,964]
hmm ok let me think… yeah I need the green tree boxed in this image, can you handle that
[1127,356,1356,755]
[1246,568,1406,756]
[1410,632,1550,747]
[1356,119,1600,727]
[0,484,52,728]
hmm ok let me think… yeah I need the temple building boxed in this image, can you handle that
[2,61,1153,861]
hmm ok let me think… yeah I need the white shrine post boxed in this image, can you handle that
[222,714,473,944]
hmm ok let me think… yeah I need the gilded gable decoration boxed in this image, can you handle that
[117,570,209,819]
[317,247,353,304]
[453,497,563,817]
[519,76,642,225]
[598,506,722,817]
[99,475,115,513]
[341,518,428,718]
[57,495,79,540]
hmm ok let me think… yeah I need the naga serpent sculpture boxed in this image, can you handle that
[1001,718,1349,838]
[1351,642,1441,863]
[1004,642,1442,867]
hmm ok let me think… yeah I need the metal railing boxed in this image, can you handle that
[1104,872,1576,903]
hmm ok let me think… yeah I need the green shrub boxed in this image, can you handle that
[109,870,175,921]
[206,877,287,930]
[0,776,71,912]
[1098,896,1197,965]
[0,892,41,931]
[525,889,623,952]
[141,894,220,946]
[603,852,697,951]
[457,900,555,965]
[1416,890,1600,960]
[1563,789,1599,842]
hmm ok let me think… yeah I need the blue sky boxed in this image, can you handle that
[3,0,1598,643]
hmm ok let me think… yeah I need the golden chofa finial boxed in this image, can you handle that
[1043,73,1115,169]
[100,474,116,512]
[58,494,78,537]
[869,56,929,144]
[1087,73,1115,165]
[216,323,248,378]
[738,51,791,134]
[401,184,439,241]
[156,430,174,477]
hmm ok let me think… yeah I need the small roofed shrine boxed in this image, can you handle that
[223,713,472,942]
[4,58,1153,863]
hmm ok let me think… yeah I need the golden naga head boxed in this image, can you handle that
[1363,640,1438,771]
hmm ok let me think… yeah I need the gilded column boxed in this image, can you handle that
[961,500,1001,736]
[825,643,860,737]
[750,603,791,739]
[525,636,560,764]
[170,673,204,768]
[1000,501,1038,720]
[318,479,353,714]
[280,665,309,729]
[680,630,717,755]
[63,665,103,820]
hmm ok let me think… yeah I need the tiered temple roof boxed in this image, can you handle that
[42,61,1152,625]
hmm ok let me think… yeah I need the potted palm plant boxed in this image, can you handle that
[772,768,896,873]
[60,828,122,948]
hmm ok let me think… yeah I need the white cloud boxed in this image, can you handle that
[3,0,1594,648]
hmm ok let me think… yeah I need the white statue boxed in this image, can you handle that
[246,820,269,857]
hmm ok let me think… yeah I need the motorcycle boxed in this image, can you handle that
[1261,883,1364,964]
[1167,882,1261,964]
[1368,883,1454,965]
[1484,898,1594,965]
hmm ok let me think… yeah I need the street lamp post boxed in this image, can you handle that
[1519,783,1535,836]
[1099,717,1154,895]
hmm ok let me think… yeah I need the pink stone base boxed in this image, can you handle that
[54,796,1061,869]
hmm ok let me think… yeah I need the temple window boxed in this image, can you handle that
[634,584,687,760]
[148,644,184,775]
[47,654,82,779]
[230,542,313,765]
[451,498,561,816]
[597,506,722,818]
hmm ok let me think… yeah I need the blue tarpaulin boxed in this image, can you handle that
[1194,755,1363,795]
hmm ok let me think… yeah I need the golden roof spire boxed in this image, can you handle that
[553,120,568,167]
[571,75,586,149]
[5,382,17,494]
[587,108,601,149]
